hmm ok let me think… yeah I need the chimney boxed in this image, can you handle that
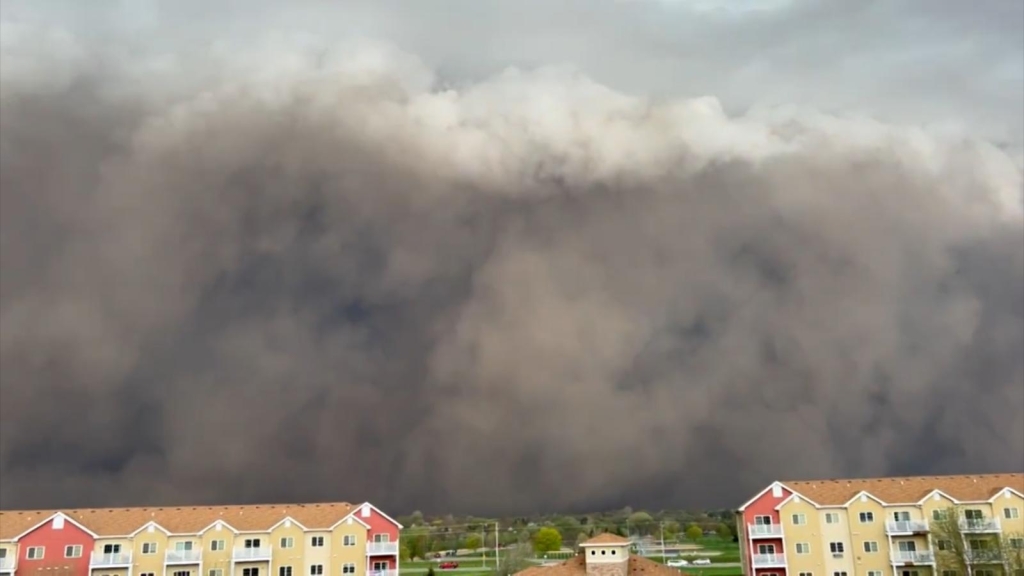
[581,535,630,576]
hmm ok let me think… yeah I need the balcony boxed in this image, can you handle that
[367,542,399,555]
[959,518,1001,533]
[165,550,203,564]
[369,571,398,576]
[886,520,929,535]
[751,554,787,567]
[232,548,273,562]
[748,524,784,538]
[90,552,133,567]
[965,549,1003,564]
[0,557,16,572]
[892,551,935,564]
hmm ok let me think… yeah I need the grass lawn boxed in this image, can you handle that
[402,560,490,570]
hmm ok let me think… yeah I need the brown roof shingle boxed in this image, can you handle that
[581,533,631,546]
[0,502,355,540]
[782,473,1024,506]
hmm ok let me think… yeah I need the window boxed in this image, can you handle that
[53,516,65,530]
[936,540,953,551]
[976,570,995,576]
[280,538,294,549]
[371,562,388,572]
[311,565,324,576]
[863,542,878,553]
[209,570,223,576]
[795,543,810,555]
[833,572,847,576]
[372,535,390,543]
[0,550,6,559]
[1005,508,1021,519]
[343,535,356,546]
[964,509,983,520]
[893,511,910,522]
[361,505,372,518]
[311,536,325,547]
[901,571,920,576]
[754,515,773,525]
[103,544,121,554]
[868,571,882,576]
[65,545,83,558]
[932,509,948,521]
[244,539,262,549]
[211,540,225,551]
[342,565,356,575]
[825,513,840,524]
[859,512,874,523]
[173,571,190,576]
[27,547,45,560]
[792,514,807,525]
[243,569,260,576]
[175,542,193,552]
[280,567,293,576]
[798,572,812,576]
[772,485,783,497]
[969,539,990,550]
[829,542,845,555]
[142,542,158,555]
[1010,538,1024,549]
[942,571,958,576]
[141,573,155,576]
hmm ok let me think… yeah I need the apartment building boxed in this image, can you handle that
[736,474,1024,576]
[0,502,401,576]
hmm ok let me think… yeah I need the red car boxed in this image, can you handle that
[438,561,459,570]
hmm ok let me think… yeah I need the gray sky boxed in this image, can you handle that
[0,0,1021,514]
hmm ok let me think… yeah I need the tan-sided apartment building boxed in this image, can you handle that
[0,502,401,576]
[736,474,1024,576]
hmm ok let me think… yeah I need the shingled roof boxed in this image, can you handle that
[580,533,631,546]
[781,473,1024,506]
[515,554,688,576]
[0,502,356,540]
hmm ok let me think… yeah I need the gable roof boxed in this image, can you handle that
[780,473,1024,506]
[580,533,630,546]
[0,502,358,540]
[737,481,791,512]
[5,511,100,541]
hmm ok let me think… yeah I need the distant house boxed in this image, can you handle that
[515,533,687,576]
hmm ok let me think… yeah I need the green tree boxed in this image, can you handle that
[685,524,703,542]
[930,505,1024,576]
[715,523,731,540]
[427,568,436,576]
[465,534,483,553]
[400,545,411,561]
[628,512,655,536]
[492,543,533,576]
[533,527,563,554]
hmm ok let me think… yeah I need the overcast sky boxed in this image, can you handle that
[3,0,1023,145]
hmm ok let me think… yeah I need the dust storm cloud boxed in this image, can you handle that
[0,0,1022,514]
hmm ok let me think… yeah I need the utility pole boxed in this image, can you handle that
[495,522,500,570]
[660,522,665,560]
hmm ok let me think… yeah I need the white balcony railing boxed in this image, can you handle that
[370,570,398,576]
[966,549,1003,564]
[886,520,929,534]
[90,552,133,567]
[0,557,16,572]
[165,550,203,564]
[751,554,787,567]
[892,551,935,564]
[232,547,273,561]
[960,518,1001,532]
[748,524,784,538]
[367,542,400,555]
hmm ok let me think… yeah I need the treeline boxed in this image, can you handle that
[396,508,738,559]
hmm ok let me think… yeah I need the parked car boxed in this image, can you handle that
[692,559,711,566]
[438,561,460,570]
[667,560,689,567]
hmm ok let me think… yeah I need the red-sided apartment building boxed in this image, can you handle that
[0,502,402,576]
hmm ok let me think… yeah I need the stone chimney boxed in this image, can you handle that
[579,534,631,576]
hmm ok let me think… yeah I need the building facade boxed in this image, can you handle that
[0,502,401,576]
[515,533,685,576]
[736,474,1024,576]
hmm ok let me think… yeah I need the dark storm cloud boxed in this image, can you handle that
[0,0,1022,515]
